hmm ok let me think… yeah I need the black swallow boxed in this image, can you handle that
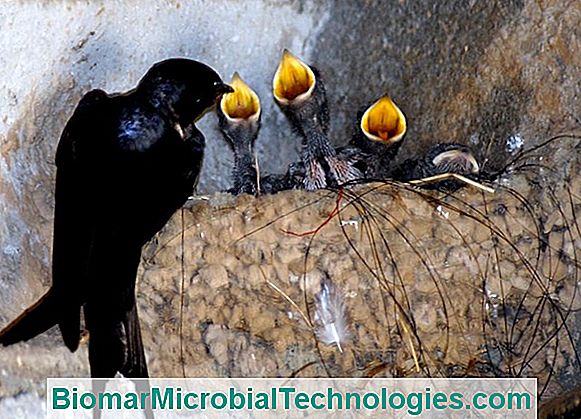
[348,95,407,179]
[218,73,302,195]
[395,142,480,191]
[273,50,361,190]
[0,58,233,379]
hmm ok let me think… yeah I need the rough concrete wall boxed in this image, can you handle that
[0,0,580,416]
[316,0,580,171]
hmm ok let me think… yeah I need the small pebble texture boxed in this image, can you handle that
[0,0,580,417]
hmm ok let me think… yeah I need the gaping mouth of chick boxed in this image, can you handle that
[432,149,480,174]
[273,49,316,104]
[220,72,261,122]
[360,96,407,144]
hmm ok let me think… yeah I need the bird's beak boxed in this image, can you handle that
[273,49,316,105]
[360,96,407,144]
[432,149,480,174]
[214,81,234,99]
[220,73,261,122]
[192,82,233,124]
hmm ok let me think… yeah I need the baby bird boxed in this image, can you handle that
[217,73,301,195]
[348,95,407,179]
[396,142,480,191]
[273,49,362,190]
[217,72,262,195]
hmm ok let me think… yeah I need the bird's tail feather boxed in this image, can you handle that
[59,305,82,352]
[120,303,149,378]
[90,305,152,419]
[0,289,60,346]
[121,305,153,418]
[86,302,148,378]
[86,319,126,378]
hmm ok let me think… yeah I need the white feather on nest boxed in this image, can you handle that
[313,276,350,352]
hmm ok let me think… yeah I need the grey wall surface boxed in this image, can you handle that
[0,0,580,415]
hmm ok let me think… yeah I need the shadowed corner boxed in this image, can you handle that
[1,2,580,418]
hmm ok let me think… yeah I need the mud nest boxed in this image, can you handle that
[133,137,581,407]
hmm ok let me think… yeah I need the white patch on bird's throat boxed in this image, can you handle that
[174,122,185,140]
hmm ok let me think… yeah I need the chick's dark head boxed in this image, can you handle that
[423,143,480,177]
[138,58,233,126]
[399,143,480,192]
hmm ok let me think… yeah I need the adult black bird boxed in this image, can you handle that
[348,95,407,179]
[0,58,232,379]
[395,142,480,191]
[218,72,302,195]
[273,49,361,190]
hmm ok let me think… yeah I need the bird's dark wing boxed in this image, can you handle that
[53,89,111,351]
[0,89,109,349]
[130,122,205,243]
[78,101,204,378]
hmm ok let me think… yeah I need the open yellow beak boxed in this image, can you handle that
[220,72,261,122]
[273,49,316,104]
[360,96,407,144]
